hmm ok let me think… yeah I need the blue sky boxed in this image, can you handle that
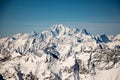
[0,0,120,38]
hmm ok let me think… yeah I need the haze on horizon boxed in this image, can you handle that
[0,0,120,38]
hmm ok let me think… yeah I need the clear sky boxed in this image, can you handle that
[0,0,120,38]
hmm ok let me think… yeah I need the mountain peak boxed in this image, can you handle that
[80,29,88,35]
[42,24,90,39]
[51,24,65,30]
[50,24,69,37]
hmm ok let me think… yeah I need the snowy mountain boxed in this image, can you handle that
[0,24,120,80]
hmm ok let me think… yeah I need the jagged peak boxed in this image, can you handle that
[40,24,90,39]
[80,29,88,35]
[96,34,110,43]
[30,31,38,37]
[50,24,68,33]
[51,24,65,30]
[50,24,70,36]
[50,24,89,35]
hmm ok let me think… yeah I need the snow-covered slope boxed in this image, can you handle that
[0,24,120,80]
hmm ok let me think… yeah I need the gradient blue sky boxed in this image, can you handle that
[0,0,120,38]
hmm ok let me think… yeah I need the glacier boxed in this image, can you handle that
[0,24,120,80]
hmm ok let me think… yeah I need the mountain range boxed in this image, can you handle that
[0,24,120,80]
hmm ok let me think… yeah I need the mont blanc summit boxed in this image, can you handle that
[0,24,120,80]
